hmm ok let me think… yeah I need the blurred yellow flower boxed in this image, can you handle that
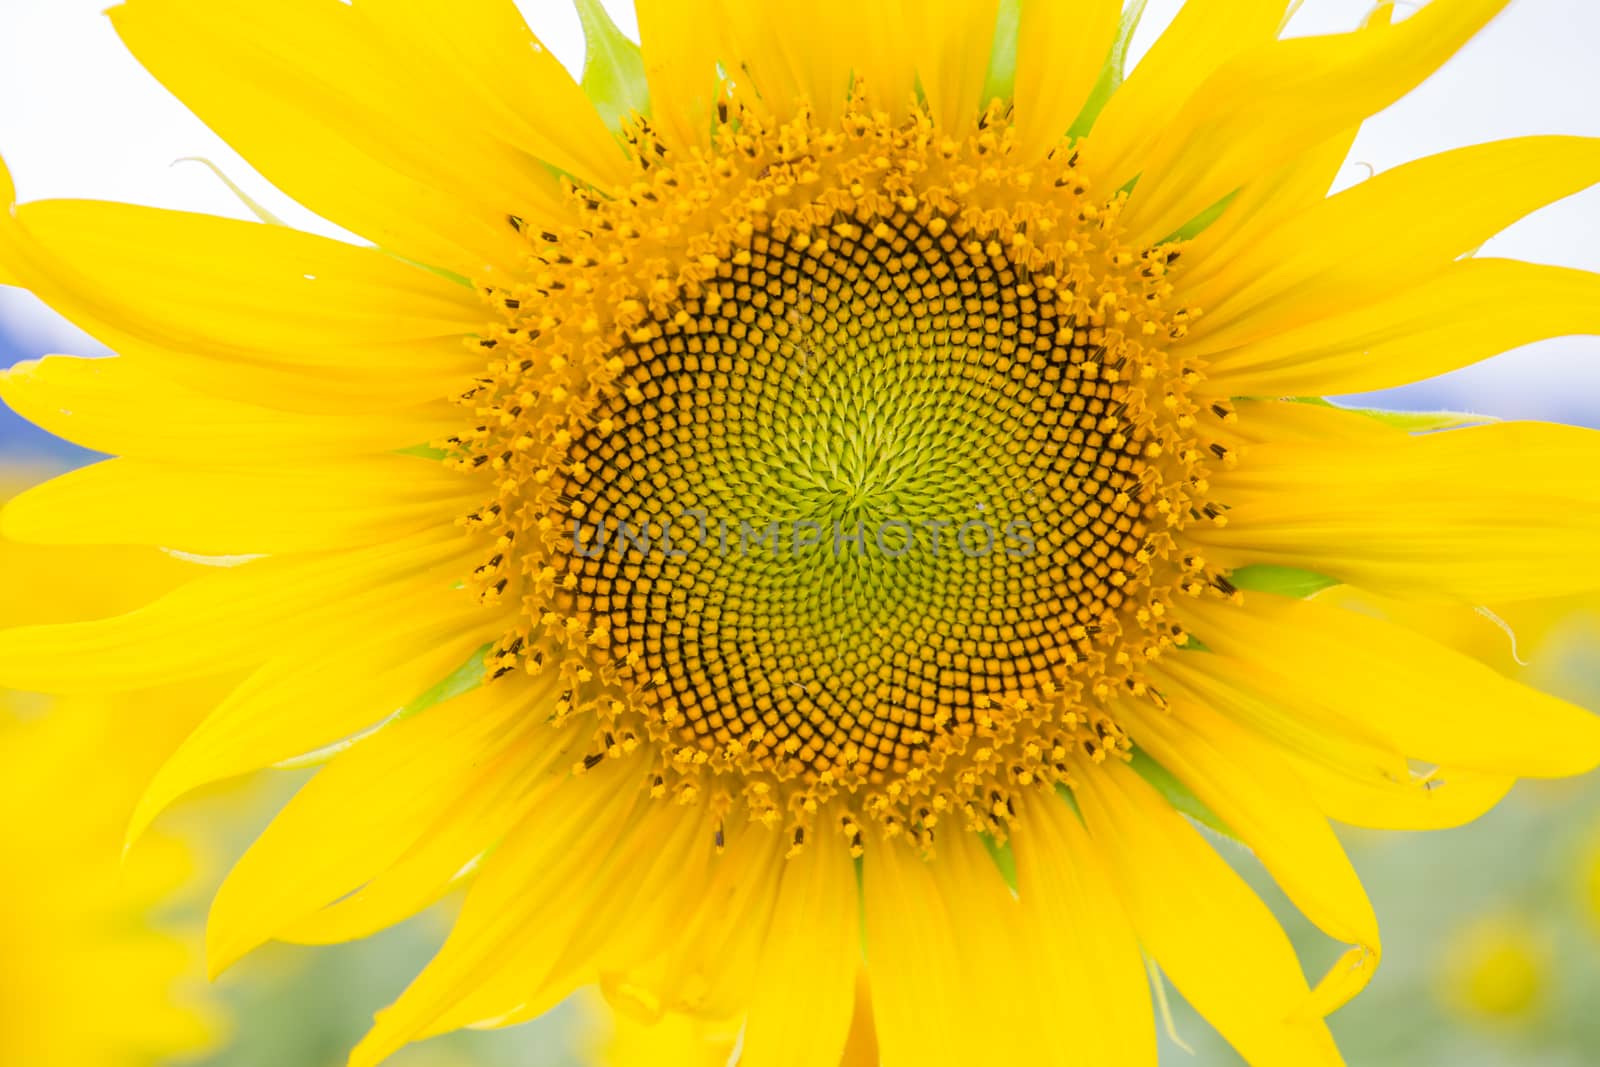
[1584,833,1600,934]
[1437,915,1550,1026]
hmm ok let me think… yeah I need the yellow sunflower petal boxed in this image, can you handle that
[439,817,716,1037]
[911,0,1002,133]
[719,1,857,127]
[12,200,478,342]
[864,838,991,1065]
[838,973,880,1067]
[1,456,479,554]
[1012,792,1157,1067]
[128,590,494,849]
[1012,0,1122,162]
[852,1,919,118]
[1182,129,1352,261]
[277,729,566,947]
[359,0,628,190]
[740,829,859,1067]
[1155,649,1515,831]
[783,1,861,122]
[1120,0,1510,243]
[348,758,651,1067]
[1182,135,1600,352]
[710,4,803,109]
[1202,421,1600,602]
[1120,697,1380,1014]
[636,0,726,151]
[1084,0,1290,185]
[0,529,200,631]
[0,356,458,461]
[587,999,740,1067]
[0,193,485,413]
[0,531,470,694]
[1218,397,1404,447]
[108,0,562,276]
[1180,5,1396,256]
[604,822,786,1021]
[207,677,551,974]
[1077,761,1346,1067]
[1295,761,1514,832]
[1183,592,1600,778]
[934,831,1056,1062]
[406,795,716,1045]
[1204,258,1600,395]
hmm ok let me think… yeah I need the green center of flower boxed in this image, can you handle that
[453,98,1217,841]
[565,212,1150,784]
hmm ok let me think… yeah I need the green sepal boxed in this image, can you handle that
[1129,747,1237,841]
[1214,401,1498,606]
[981,0,1023,108]
[854,854,869,956]
[1055,780,1081,817]
[396,443,449,460]
[1286,395,1498,433]
[1164,189,1238,244]
[393,643,494,725]
[574,0,651,134]
[264,649,485,772]
[1229,564,1340,599]
[1346,406,1499,433]
[1068,0,1151,140]
[265,647,488,771]
[270,735,372,771]
[391,254,474,290]
[1058,757,1240,845]
[173,157,288,227]
[980,832,1020,891]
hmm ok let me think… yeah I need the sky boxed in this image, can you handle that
[1,0,1597,460]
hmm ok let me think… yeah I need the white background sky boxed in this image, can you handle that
[0,0,1597,421]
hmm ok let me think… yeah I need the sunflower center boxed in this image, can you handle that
[453,96,1217,843]
[569,213,1144,783]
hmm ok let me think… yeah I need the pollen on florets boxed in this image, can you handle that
[444,88,1234,849]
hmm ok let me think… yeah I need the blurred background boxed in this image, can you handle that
[1,1,1598,1065]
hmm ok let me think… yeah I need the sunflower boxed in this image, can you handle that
[1437,914,1550,1027]
[0,474,222,1067]
[3,0,1600,1064]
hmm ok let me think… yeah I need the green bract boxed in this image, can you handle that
[575,0,651,134]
